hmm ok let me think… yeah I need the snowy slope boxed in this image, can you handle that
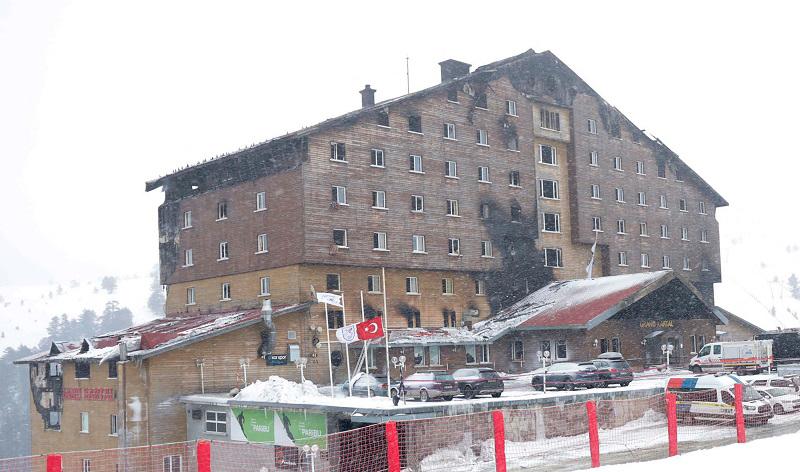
[0,273,158,351]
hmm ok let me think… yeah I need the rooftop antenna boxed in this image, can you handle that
[406,56,410,94]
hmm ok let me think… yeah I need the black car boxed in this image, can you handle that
[451,368,504,399]
[531,362,600,391]
[591,352,634,387]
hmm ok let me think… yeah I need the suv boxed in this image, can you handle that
[451,368,504,399]
[531,362,600,391]
[391,372,459,402]
[591,352,634,387]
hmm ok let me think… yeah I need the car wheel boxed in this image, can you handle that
[420,389,430,402]
[564,381,575,391]
[690,365,702,374]
[775,404,785,415]
[621,382,631,387]
[491,392,502,398]
[443,396,453,401]
[463,385,475,399]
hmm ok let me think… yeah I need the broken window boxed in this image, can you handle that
[480,203,490,220]
[475,92,488,109]
[330,142,347,161]
[326,273,341,292]
[408,115,422,133]
[328,310,344,329]
[376,110,389,127]
[539,145,557,165]
[657,160,667,178]
[543,212,560,233]
[406,309,421,328]
[510,204,522,222]
[75,362,90,379]
[506,135,519,151]
[447,87,458,102]
[108,361,118,379]
[443,309,457,327]
[333,229,347,248]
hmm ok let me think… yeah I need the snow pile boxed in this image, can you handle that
[235,376,323,403]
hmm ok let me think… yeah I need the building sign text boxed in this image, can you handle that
[63,387,115,401]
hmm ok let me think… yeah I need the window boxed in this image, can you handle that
[592,216,602,232]
[257,234,268,253]
[217,202,228,220]
[509,170,521,187]
[539,179,559,199]
[370,149,385,167]
[163,455,182,472]
[638,192,647,206]
[481,240,493,258]
[333,229,348,248]
[367,275,381,293]
[691,335,697,354]
[446,199,460,216]
[539,144,557,165]
[332,186,347,205]
[683,256,691,271]
[544,248,563,268]
[590,184,601,200]
[540,109,561,131]
[681,227,689,241]
[512,340,524,361]
[183,249,193,267]
[408,115,422,133]
[373,232,388,250]
[76,362,90,379]
[636,161,645,175]
[447,87,458,102]
[183,210,192,229]
[702,259,710,272]
[510,205,522,222]
[405,277,420,294]
[660,224,669,239]
[475,279,486,295]
[476,129,488,146]
[445,160,458,178]
[466,344,490,364]
[218,241,229,260]
[613,156,622,171]
[617,219,626,234]
[377,110,390,127]
[328,310,344,329]
[82,459,91,472]
[443,123,456,140]
[614,187,625,203]
[326,273,341,292]
[480,203,490,220]
[80,412,89,433]
[442,278,454,295]
[659,195,668,209]
[412,234,426,253]
[330,142,346,161]
[220,283,231,301]
[448,238,460,256]
[409,154,423,172]
[677,199,687,212]
[411,195,424,212]
[108,361,118,379]
[260,276,270,296]
[475,92,488,109]
[186,287,195,305]
[372,190,387,209]
[662,255,671,269]
[543,213,561,233]
[657,161,667,178]
[205,411,227,434]
[429,345,442,365]
[506,135,519,151]
[478,166,490,183]
[413,346,425,366]
[406,308,421,327]
[641,253,650,268]
[589,151,598,166]
[699,201,707,214]
[600,338,609,353]
[587,119,597,134]
[639,222,648,237]
[700,229,709,243]
[611,338,620,353]
[506,100,517,116]
[556,340,567,359]
[618,251,628,266]
[675,167,684,182]
[256,192,267,211]
[110,415,118,436]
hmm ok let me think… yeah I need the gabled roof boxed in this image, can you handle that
[473,271,725,340]
[715,306,766,333]
[15,303,310,364]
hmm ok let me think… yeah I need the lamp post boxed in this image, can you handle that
[391,355,407,405]
[302,444,319,472]
[662,343,674,371]
[537,350,550,393]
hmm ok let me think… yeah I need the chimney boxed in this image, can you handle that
[438,59,472,83]
[360,85,376,108]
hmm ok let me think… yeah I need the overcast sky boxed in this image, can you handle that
[2,1,799,323]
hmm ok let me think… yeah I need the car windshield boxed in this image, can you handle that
[742,385,763,402]
[767,387,795,397]
[480,370,500,379]
[608,360,630,370]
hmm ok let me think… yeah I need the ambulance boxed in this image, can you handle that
[688,340,773,374]
[665,374,773,424]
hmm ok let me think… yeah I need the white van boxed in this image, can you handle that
[689,340,772,374]
[666,374,773,424]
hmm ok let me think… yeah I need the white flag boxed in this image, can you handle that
[585,231,598,280]
[316,292,343,308]
[335,324,358,344]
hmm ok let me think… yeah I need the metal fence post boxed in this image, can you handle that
[586,401,600,468]
[734,383,746,443]
[666,393,678,456]
[492,410,507,472]
[386,421,401,472]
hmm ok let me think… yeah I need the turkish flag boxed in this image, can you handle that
[356,316,384,341]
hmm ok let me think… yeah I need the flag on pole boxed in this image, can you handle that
[334,317,385,344]
[316,292,343,308]
[585,230,598,280]
[335,324,358,344]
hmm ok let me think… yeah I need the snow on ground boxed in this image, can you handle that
[0,272,157,351]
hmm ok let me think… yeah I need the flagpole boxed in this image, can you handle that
[381,267,391,398]
[360,290,371,398]
[324,302,335,398]
[341,292,353,397]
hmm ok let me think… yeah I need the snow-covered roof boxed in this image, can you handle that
[15,303,309,364]
[386,327,486,347]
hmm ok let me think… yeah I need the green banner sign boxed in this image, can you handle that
[230,408,327,449]
[280,411,327,449]
[232,407,275,443]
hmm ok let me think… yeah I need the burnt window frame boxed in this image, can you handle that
[75,362,91,380]
[408,115,422,134]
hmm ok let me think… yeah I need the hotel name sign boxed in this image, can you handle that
[639,320,675,329]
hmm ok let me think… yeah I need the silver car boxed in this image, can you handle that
[391,372,459,402]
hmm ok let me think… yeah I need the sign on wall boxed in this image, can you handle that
[63,387,115,401]
[639,320,675,329]
[268,354,288,366]
[230,407,327,449]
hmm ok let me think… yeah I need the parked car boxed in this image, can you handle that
[746,374,800,392]
[755,386,800,415]
[666,374,773,425]
[531,362,600,391]
[338,373,390,397]
[451,368,504,399]
[391,372,459,402]
[591,352,634,387]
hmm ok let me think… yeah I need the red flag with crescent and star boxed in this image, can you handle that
[355,316,384,341]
